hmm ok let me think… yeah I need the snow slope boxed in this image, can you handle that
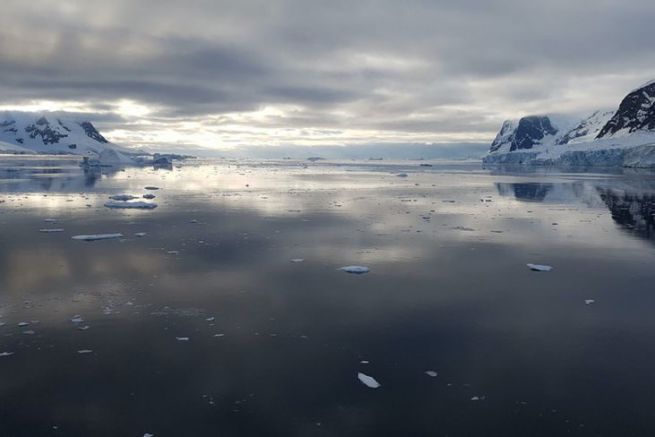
[0,139,33,154]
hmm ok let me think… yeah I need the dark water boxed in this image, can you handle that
[1,157,655,436]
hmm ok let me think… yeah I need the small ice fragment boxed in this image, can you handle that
[71,316,83,323]
[39,228,64,233]
[22,330,36,335]
[0,352,14,357]
[44,218,57,223]
[144,434,155,437]
[360,360,369,364]
[134,232,147,237]
[425,370,438,377]
[585,299,595,305]
[527,263,553,272]
[206,317,215,322]
[77,349,93,354]
[104,201,158,209]
[77,325,90,331]
[72,233,123,241]
[213,334,225,337]
[109,194,139,201]
[17,321,30,327]
[167,250,179,255]
[176,337,189,341]
[340,265,370,274]
[471,395,486,401]
[358,372,381,388]
[290,258,304,263]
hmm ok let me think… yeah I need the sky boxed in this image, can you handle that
[0,0,653,152]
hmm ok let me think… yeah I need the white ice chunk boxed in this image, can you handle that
[134,232,147,237]
[340,265,370,274]
[290,258,304,263]
[104,201,158,209]
[77,349,93,354]
[527,263,553,272]
[425,370,438,377]
[17,321,30,327]
[358,372,381,388]
[72,233,123,241]
[585,299,595,305]
[71,316,84,323]
[0,352,14,357]
[39,228,64,233]
[176,337,189,341]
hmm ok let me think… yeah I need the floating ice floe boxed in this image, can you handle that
[176,337,189,341]
[44,218,57,223]
[22,330,35,335]
[104,201,158,209]
[290,258,304,263]
[72,233,123,241]
[17,321,30,327]
[144,434,155,437]
[358,372,381,388]
[77,349,93,354]
[527,263,553,272]
[39,228,64,233]
[425,370,438,377]
[109,194,139,201]
[0,352,14,357]
[471,395,486,401]
[71,316,84,323]
[134,232,147,237]
[585,299,595,305]
[340,265,370,274]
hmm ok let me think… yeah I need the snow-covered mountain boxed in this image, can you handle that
[484,80,655,168]
[597,81,655,138]
[0,111,130,158]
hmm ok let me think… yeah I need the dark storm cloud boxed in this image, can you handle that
[0,0,654,145]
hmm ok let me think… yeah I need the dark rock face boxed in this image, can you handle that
[509,116,558,151]
[24,117,68,145]
[597,82,655,138]
[79,122,108,143]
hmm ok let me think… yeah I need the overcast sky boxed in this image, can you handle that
[1,0,653,150]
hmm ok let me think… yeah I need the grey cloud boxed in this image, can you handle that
[0,0,653,145]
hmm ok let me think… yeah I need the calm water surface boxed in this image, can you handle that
[1,157,655,436]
